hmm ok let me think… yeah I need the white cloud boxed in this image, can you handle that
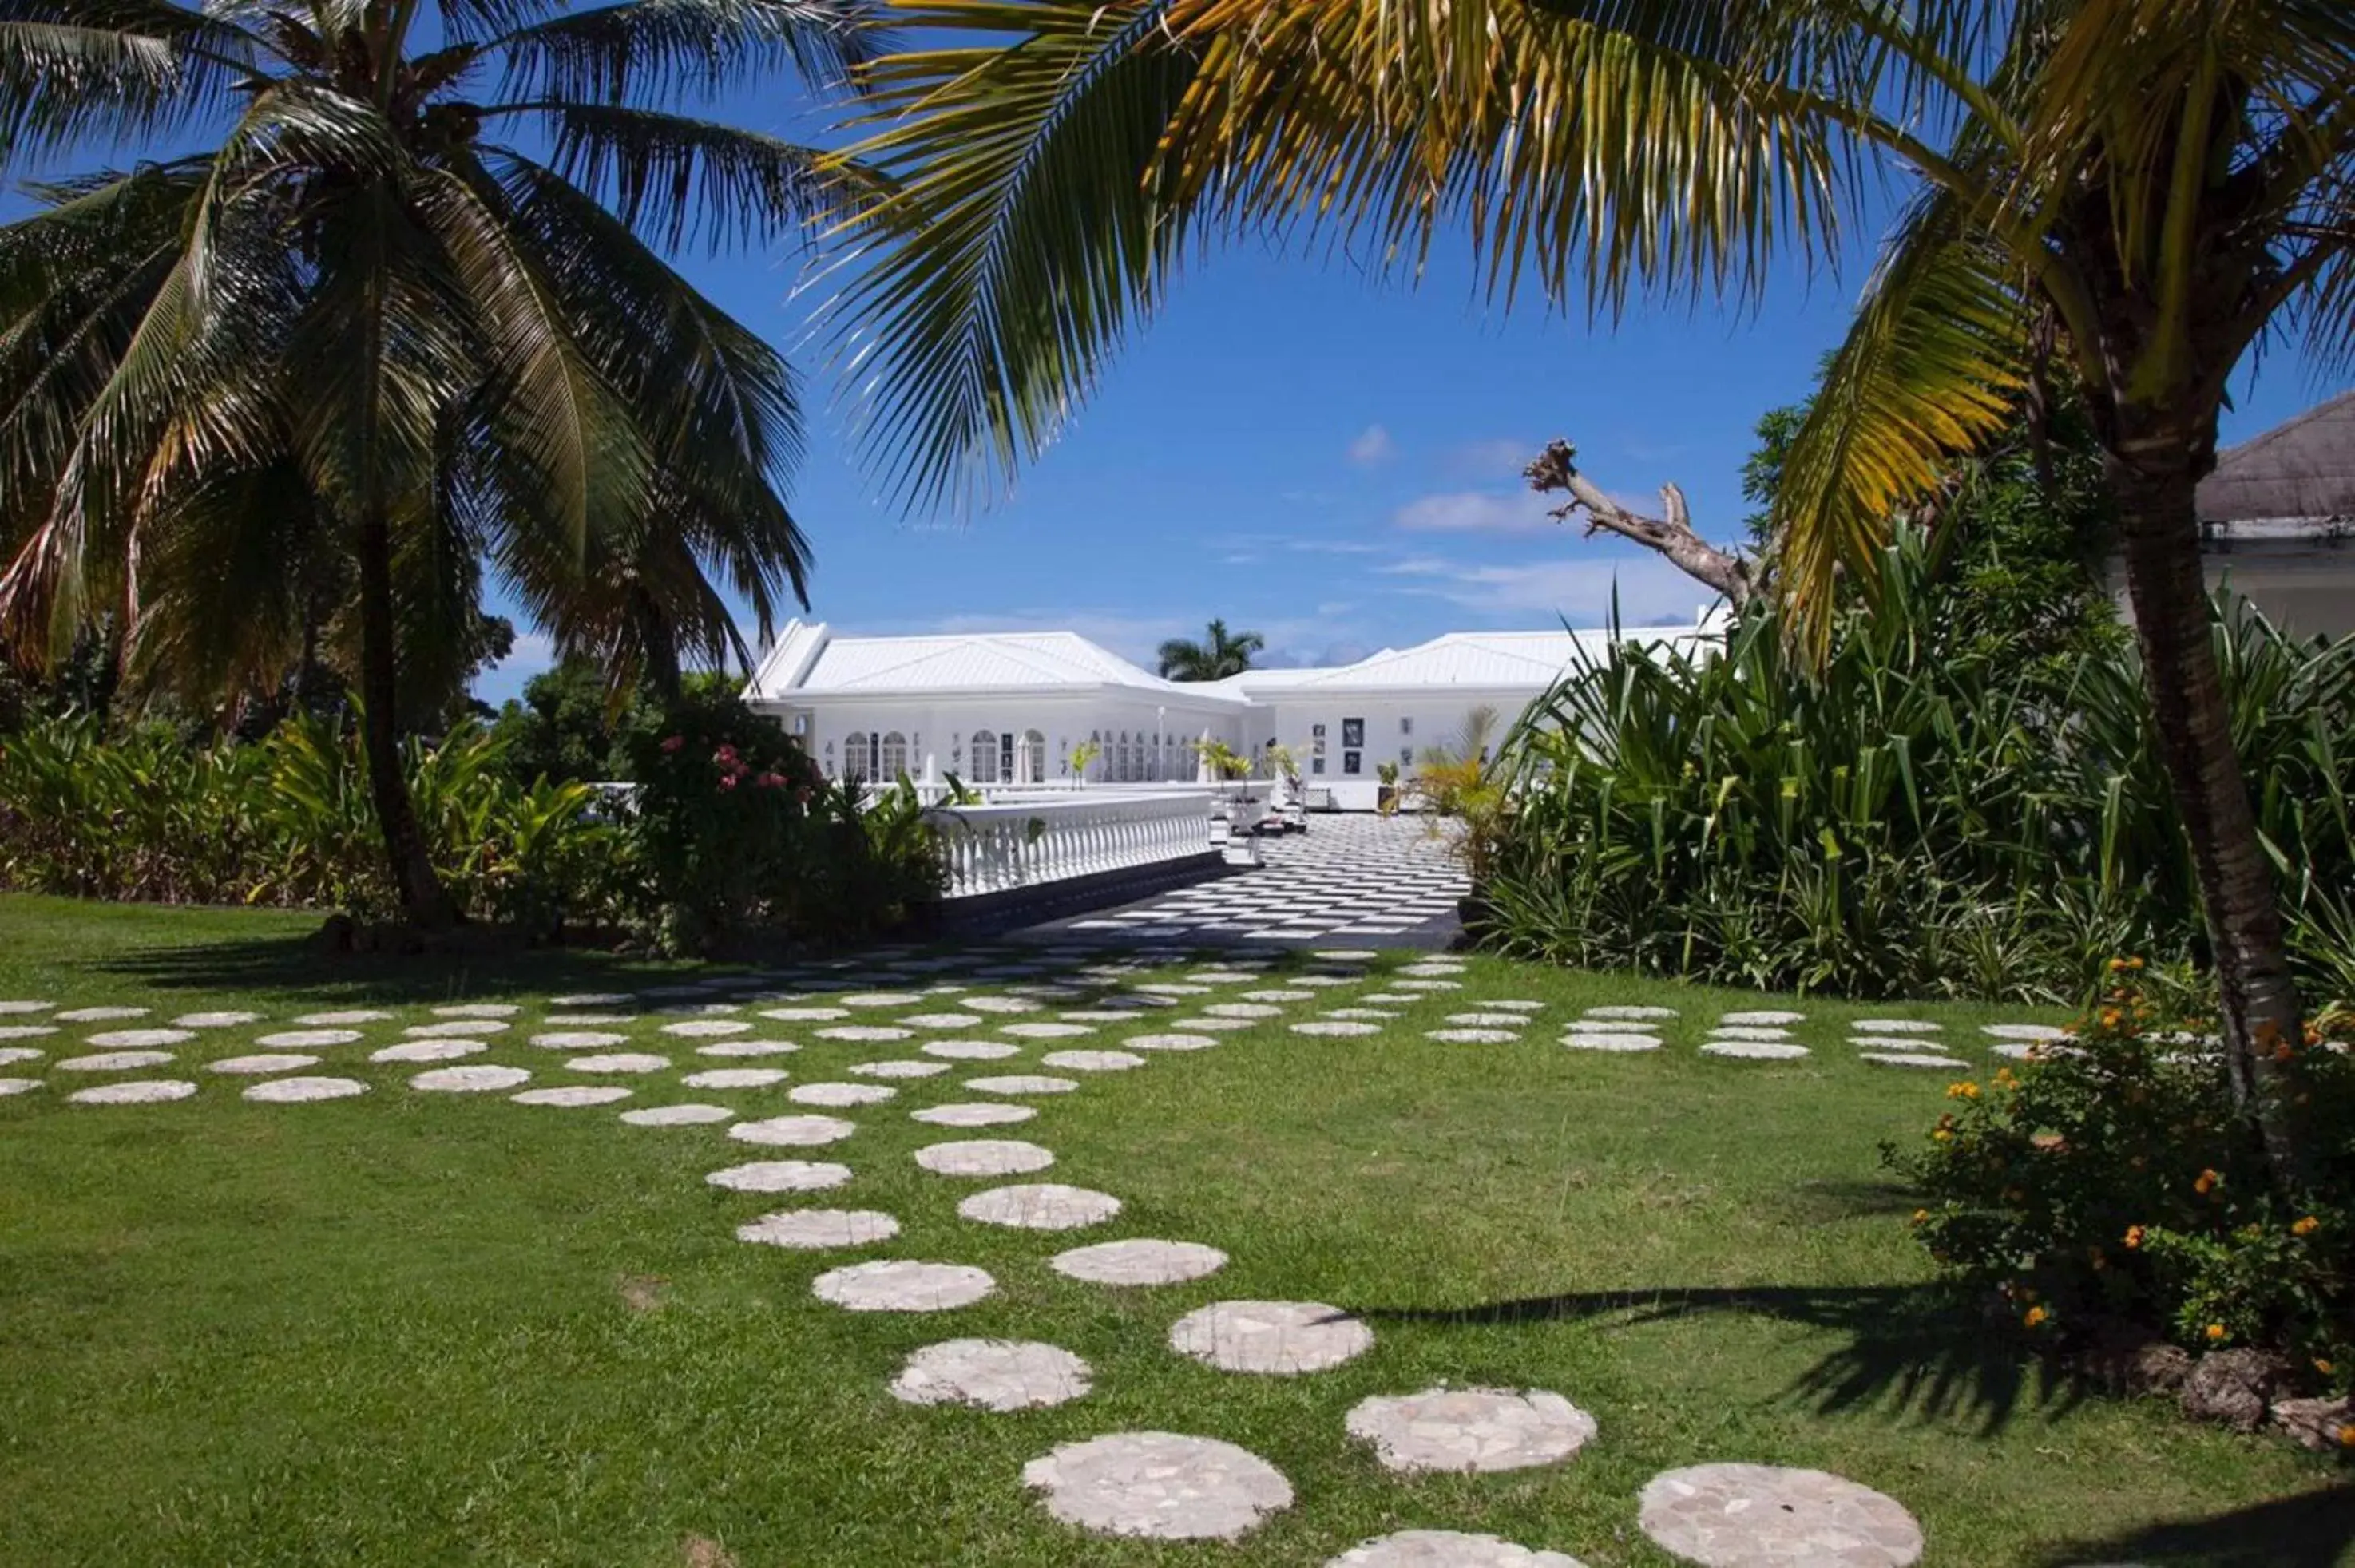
[1346,424,1395,465]
[1393,489,1558,533]
[472,631,557,705]
[1375,552,1718,627]
[1448,438,1540,477]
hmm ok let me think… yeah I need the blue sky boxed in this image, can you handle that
[476,220,2335,703]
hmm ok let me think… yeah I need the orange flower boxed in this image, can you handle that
[2100,1008,2123,1030]
[1910,1209,1929,1225]
[2123,1225,2146,1249]
[2107,957,2129,972]
[2024,1306,2048,1328]
[2317,1358,2337,1376]
[2206,1323,2228,1342]
[1932,1127,1953,1143]
[2293,1216,2321,1237]
[2194,1168,2220,1195]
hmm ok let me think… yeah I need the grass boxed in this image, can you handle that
[0,891,2346,1567]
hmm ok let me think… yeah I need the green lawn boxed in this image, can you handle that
[0,893,2344,1567]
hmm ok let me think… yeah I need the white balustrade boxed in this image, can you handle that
[925,790,1216,898]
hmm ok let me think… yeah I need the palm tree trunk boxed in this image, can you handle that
[355,505,459,929]
[2108,422,2304,1183]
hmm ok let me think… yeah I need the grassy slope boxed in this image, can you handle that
[0,893,2343,1567]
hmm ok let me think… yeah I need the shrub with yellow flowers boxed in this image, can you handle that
[1886,964,2355,1390]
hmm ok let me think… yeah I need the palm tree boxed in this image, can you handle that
[0,0,870,925]
[1156,618,1264,680]
[828,0,2353,1182]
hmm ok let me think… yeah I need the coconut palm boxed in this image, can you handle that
[1156,617,1263,680]
[0,0,872,925]
[829,0,2355,1181]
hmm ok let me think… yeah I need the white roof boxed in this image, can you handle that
[1262,624,1715,695]
[749,621,1247,705]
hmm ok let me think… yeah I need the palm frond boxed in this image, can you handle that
[509,100,842,251]
[0,0,262,168]
[486,0,882,105]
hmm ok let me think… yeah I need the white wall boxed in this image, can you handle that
[776,695,1247,786]
[1255,691,1546,809]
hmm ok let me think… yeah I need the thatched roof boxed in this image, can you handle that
[2198,389,2355,523]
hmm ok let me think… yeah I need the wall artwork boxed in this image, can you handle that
[1342,750,1362,775]
[1341,717,1365,748]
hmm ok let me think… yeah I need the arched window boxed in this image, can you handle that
[880,731,907,780]
[1021,730,1046,784]
[969,730,999,784]
[1119,730,1134,782]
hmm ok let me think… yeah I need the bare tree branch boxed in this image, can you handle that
[1524,439,1756,610]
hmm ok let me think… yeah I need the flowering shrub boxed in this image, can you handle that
[1889,964,2355,1391]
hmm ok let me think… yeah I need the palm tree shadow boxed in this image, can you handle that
[1356,1282,2080,1435]
[90,932,679,1004]
[2032,1487,2355,1566]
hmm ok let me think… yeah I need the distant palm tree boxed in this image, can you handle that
[0,0,872,925]
[1156,619,1264,681]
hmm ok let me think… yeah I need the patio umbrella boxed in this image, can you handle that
[2197,390,2355,524]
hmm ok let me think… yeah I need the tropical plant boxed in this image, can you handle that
[0,0,873,928]
[827,0,2355,1183]
[1190,736,1249,781]
[1065,737,1103,782]
[1154,620,1264,681]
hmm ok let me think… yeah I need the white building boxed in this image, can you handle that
[746,614,1721,808]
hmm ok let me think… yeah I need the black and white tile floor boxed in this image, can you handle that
[1013,815,1469,950]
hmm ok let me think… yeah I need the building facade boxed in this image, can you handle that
[746,615,1722,806]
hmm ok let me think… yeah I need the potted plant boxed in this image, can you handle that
[1375,759,1401,814]
[1065,738,1102,787]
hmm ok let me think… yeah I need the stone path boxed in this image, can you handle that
[0,951,2031,1562]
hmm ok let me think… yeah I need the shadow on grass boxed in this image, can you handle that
[2032,1485,2355,1566]
[1358,1282,2081,1435]
[89,931,691,1003]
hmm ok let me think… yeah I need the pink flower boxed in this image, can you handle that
[659,735,684,754]
[715,743,739,765]
[716,774,739,791]
[756,771,786,789]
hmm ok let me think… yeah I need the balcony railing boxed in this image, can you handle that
[926,790,1215,898]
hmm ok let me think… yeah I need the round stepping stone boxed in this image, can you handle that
[1402,961,1465,976]
[1637,1463,1923,1566]
[544,1012,634,1026]
[1860,1051,1972,1071]
[1359,992,1417,1004]
[964,1075,1077,1095]
[621,1103,734,1126]
[922,1039,1021,1060]
[0,1025,57,1040]
[1041,1049,1144,1072]
[916,1138,1054,1176]
[1561,1033,1661,1052]
[1709,1026,1794,1042]
[1427,1028,1518,1044]
[812,1259,995,1312]
[791,1081,895,1107]
[1721,1010,1806,1025]
[759,1006,849,1022]
[1392,980,1461,993]
[1051,1238,1227,1286]
[892,1338,1091,1410]
[1124,1032,1218,1051]
[1699,1040,1810,1060]
[410,1064,532,1093]
[529,1031,624,1049]
[1446,1012,1531,1028]
[1001,1020,1096,1039]
[0,1000,54,1014]
[1853,1035,1956,1051]
[370,1039,482,1063]
[729,1114,856,1146]
[1853,1019,1941,1035]
[1130,984,1207,999]
[294,1009,388,1026]
[257,1029,361,1048]
[434,1003,521,1019]
[912,1101,1035,1127]
[84,1028,193,1049]
[0,1047,42,1066]
[1201,1003,1281,1020]
[1168,1016,1253,1032]
[1588,1005,1677,1020]
[816,1024,914,1042]
[1344,1387,1598,1473]
[1241,988,1317,1003]
[56,1051,176,1072]
[0,1078,38,1096]
[1024,1432,1290,1541]
[552,992,632,1007]
[849,1059,949,1079]
[68,1079,195,1104]
[684,1067,787,1089]
[565,1052,669,1074]
[405,1020,509,1038]
[839,991,926,1008]
[901,1012,982,1028]
[57,1006,148,1022]
[961,995,1044,1012]
[1486,1000,1546,1012]
[661,1019,751,1037]
[1984,1022,2068,1041]
[206,1053,319,1075]
[960,1182,1120,1229]
[1168,1300,1372,1374]
[513,1084,632,1107]
[737,1209,900,1249]
[1292,1020,1381,1037]
[696,1038,799,1058]
[1289,974,1357,988]
[1322,1008,1398,1021]
[244,1075,368,1103]
[707,1159,851,1192]
[1328,1531,1586,1568]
